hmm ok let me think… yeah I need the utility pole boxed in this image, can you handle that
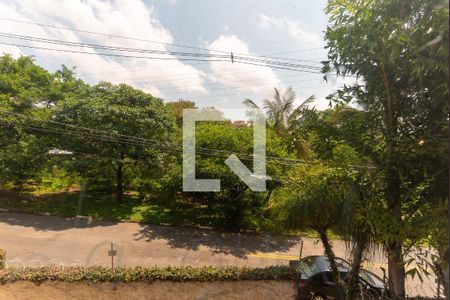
[108,242,117,272]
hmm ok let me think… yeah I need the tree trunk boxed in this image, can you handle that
[438,245,449,299]
[319,230,345,299]
[319,230,340,282]
[264,189,273,203]
[386,166,406,298]
[381,58,406,298]
[116,151,124,204]
[387,241,405,298]
[387,179,406,298]
[443,261,449,299]
[346,238,367,300]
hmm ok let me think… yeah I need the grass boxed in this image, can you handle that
[0,186,217,226]
[0,185,223,228]
[0,183,337,238]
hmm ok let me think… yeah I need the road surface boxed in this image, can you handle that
[0,212,437,297]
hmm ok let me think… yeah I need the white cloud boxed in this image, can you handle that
[0,44,23,58]
[259,14,323,47]
[0,0,207,96]
[207,35,282,98]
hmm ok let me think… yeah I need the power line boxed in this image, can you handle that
[0,17,325,65]
[0,41,228,63]
[0,32,323,72]
[233,59,321,74]
[0,114,316,166]
[160,84,329,100]
[90,65,323,82]
[264,47,325,56]
[0,40,323,75]
[136,78,324,95]
[91,66,318,78]
[0,32,229,59]
[0,17,216,53]
[120,72,319,86]
[1,113,376,170]
[0,136,163,166]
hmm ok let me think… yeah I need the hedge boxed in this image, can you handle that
[0,249,5,269]
[0,265,295,285]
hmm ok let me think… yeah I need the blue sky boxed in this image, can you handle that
[0,0,351,117]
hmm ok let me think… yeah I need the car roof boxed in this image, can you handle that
[301,255,350,270]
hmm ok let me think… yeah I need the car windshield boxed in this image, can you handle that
[300,256,351,278]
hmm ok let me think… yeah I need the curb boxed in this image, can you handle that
[197,225,213,230]
[36,212,51,216]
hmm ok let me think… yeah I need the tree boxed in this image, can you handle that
[244,87,314,156]
[167,99,196,127]
[52,82,176,203]
[191,121,288,231]
[0,55,75,187]
[324,0,449,296]
[271,164,351,294]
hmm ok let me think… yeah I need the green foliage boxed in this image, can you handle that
[37,166,80,193]
[0,265,294,284]
[324,0,449,296]
[167,99,197,127]
[271,164,352,233]
[0,249,5,269]
[244,87,315,157]
[191,121,288,230]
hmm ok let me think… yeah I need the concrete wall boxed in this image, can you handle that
[0,281,297,300]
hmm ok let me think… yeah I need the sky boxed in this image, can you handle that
[0,0,352,119]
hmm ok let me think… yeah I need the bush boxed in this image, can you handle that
[0,265,294,285]
[0,249,5,269]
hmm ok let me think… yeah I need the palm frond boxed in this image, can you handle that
[243,98,260,110]
[283,87,296,103]
[299,95,315,108]
[289,95,315,124]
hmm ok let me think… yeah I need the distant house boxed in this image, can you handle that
[232,120,250,127]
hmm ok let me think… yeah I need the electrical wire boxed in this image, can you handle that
[0,40,324,75]
[160,84,329,100]
[0,112,375,170]
[0,32,324,73]
[0,17,325,64]
[0,114,316,166]
[0,41,229,63]
[143,78,324,96]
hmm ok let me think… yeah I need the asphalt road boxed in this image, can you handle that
[0,212,437,297]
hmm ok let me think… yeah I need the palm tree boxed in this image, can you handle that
[243,87,315,155]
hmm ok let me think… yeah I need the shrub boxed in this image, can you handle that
[0,249,5,269]
[0,265,294,285]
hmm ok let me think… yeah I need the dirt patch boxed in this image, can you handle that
[0,280,296,300]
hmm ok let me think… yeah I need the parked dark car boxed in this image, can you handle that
[297,255,387,300]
